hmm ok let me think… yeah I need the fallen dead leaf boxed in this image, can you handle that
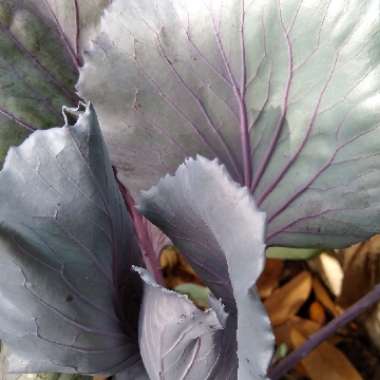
[309,301,326,325]
[339,237,380,308]
[338,235,380,350]
[309,252,343,297]
[291,317,322,337]
[363,301,380,350]
[312,276,341,317]
[274,317,321,346]
[265,271,312,326]
[257,258,284,299]
[160,245,181,271]
[160,245,203,289]
[290,329,363,380]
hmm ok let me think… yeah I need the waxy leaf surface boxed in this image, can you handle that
[30,0,110,58]
[79,0,380,248]
[0,0,76,161]
[0,0,107,163]
[135,267,227,380]
[139,156,274,379]
[0,104,142,374]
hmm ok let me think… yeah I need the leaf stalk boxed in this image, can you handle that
[113,167,165,286]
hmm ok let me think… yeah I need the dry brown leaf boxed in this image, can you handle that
[291,317,322,337]
[160,245,203,289]
[160,245,181,271]
[309,301,326,325]
[177,251,198,277]
[312,276,341,317]
[265,271,312,326]
[339,236,380,308]
[257,258,284,299]
[338,235,380,350]
[309,252,343,297]
[294,362,308,378]
[368,235,380,252]
[290,329,363,380]
[363,302,380,349]
[328,334,345,346]
[274,317,320,346]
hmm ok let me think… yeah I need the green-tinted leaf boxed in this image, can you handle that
[139,156,274,379]
[175,283,210,309]
[266,247,321,260]
[0,0,108,164]
[0,104,142,374]
[79,0,380,249]
[0,0,77,162]
[273,343,288,361]
[31,0,110,57]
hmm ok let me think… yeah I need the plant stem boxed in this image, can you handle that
[0,106,36,131]
[42,0,82,70]
[268,283,380,380]
[113,167,165,285]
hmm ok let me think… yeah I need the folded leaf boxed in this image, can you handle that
[135,267,228,380]
[264,271,312,326]
[139,156,274,379]
[79,0,380,249]
[289,329,363,380]
[0,104,143,374]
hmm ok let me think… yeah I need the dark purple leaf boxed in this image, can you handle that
[0,103,144,375]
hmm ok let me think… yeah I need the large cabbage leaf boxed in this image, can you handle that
[139,156,274,379]
[79,0,380,249]
[0,104,142,374]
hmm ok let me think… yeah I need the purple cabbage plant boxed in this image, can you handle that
[0,0,379,379]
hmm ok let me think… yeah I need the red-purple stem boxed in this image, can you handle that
[42,0,82,70]
[268,283,380,380]
[250,2,293,192]
[74,0,83,65]
[113,168,164,285]
[0,22,79,104]
[210,3,252,187]
[0,106,36,131]
[238,0,253,187]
